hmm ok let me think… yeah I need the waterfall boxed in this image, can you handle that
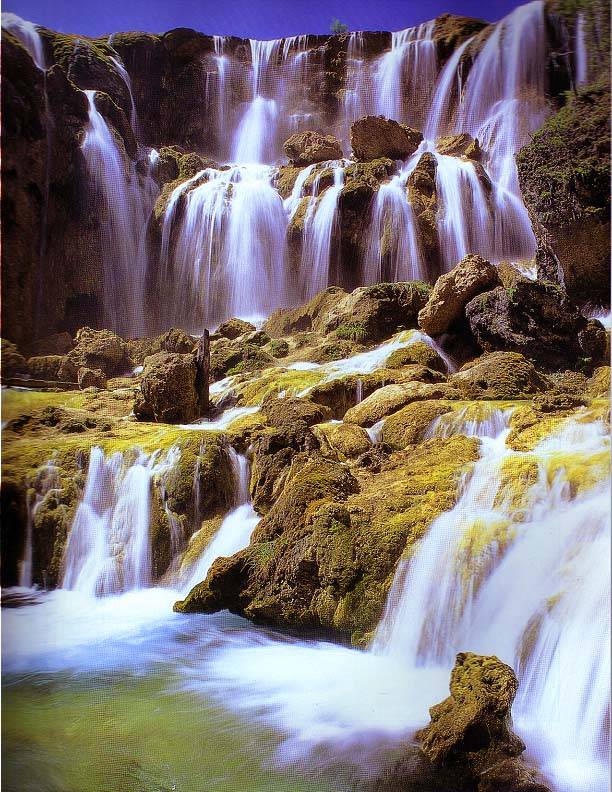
[373,409,610,791]
[455,0,548,192]
[374,22,437,126]
[1,12,46,69]
[108,52,139,136]
[62,446,179,597]
[363,155,424,284]
[161,164,288,330]
[424,37,473,141]
[233,39,281,163]
[81,90,157,337]
[182,448,259,592]
[299,165,344,299]
[18,460,61,589]
[575,13,588,86]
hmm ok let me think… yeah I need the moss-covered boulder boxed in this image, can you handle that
[26,355,64,381]
[465,280,607,369]
[449,352,548,399]
[344,382,457,427]
[77,367,107,390]
[283,130,343,165]
[1,339,28,378]
[313,421,372,460]
[516,82,610,306]
[418,254,501,337]
[435,133,481,159]
[134,351,199,423]
[350,116,422,161]
[216,317,256,340]
[58,327,129,381]
[416,652,551,792]
[385,341,446,372]
[381,400,455,449]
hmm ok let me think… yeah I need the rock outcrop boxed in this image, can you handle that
[350,116,422,161]
[283,131,343,165]
[134,351,200,423]
[418,254,501,337]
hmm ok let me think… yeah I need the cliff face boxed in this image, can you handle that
[1,4,608,346]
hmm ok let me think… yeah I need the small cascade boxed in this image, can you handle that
[212,36,228,151]
[362,155,424,283]
[374,22,437,127]
[19,460,61,589]
[424,36,473,141]
[62,446,179,597]
[372,409,611,791]
[342,32,369,141]
[366,418,385,443]
[182,448,259,592]
[355,378,364,404]
[108,53,139,136]
[160,164,288,330]
[299,165,345,299]
[1,12,46,69]
[575,13,588,86]
[233,39,281,163]
[82,90,157,337]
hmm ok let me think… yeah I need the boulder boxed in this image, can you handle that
[351,116,422,161]
[417,652,551,792]
[265,283,430,343]
[134,352,199,423]
[1,339,28,378]
[283,131,343,166]
[344,382,457,427]
[381,400,455,448]
[23,332,74,357]
[449,352,548,399]
[385,342,446,372]
[262,396,333,430]
[465,280,607,369]
[216,318,256,340]
[58,327,128,380]
[26,355,63,381]
[77,367,107,389]
[435,133,482,160]
[313,422,371,460]
[418,254,501,337]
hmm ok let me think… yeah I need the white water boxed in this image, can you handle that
[182,449,259,592]
[161,164,288,330]
[2,12,46,69]
[18,460,61,588]
[374,22,437,127]
[575,13,588,86]
[179,405,260,431]
[62,446,179,596]
[81,90,157,336]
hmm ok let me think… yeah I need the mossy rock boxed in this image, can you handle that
[381,400,455,449]
[385,341,446,372]
[450,352,549,400]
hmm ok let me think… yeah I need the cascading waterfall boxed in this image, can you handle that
[160,164,288,330]
[182,448,259,591]
[19,460,61,589]
[233,39,280,163]
[575,13,588,86]
[82,90,157,337]
[299,165,345,299]
[423,36,473,141]
[373,408,610,792]
[374,22,437,127]
[1,12,46,69]
[363,154,424,283]
[62,446,179,596]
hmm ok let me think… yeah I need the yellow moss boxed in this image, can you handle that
[179,513,225,573]
[494,455,541,516]
[2,389,87,421]
[313,421,371,460]
[544,449,610,496]
[234,367,324,405]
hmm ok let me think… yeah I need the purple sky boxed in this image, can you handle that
[6,0,520,38]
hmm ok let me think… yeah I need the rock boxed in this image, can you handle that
[216,318,256,340]
[381,400,454,448]
[351,116,422,161]
[465,280,607,369]
[77,367,107,389]
[586,366,610,398]
[450,352,548,399]
[267,339,290,358]
[155,328,196,354]
[265,282,430,343]
[417,652,551,792]
[406,152,441,278]
[1,339,28,377]
[262,397,333,430]
[418,254,501,337]
[134,352,199,423]
[385,342,446,372]
[516,83,610,306]
[23,332,74,357]
[58,327,128,380]
[26,355,63,381]
[432,13,490,63]
[283,131,343,166]
[435,133,481,159]
[344,382,457,427]
[313,422,371,460]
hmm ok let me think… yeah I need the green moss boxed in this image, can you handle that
[334,322,368,342]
